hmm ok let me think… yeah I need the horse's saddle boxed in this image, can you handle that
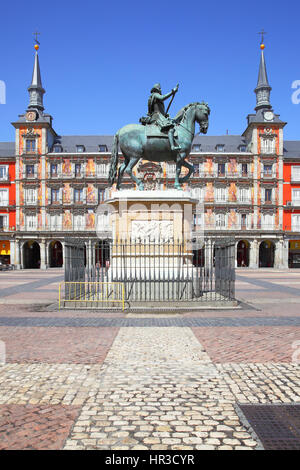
[144,124,169,139]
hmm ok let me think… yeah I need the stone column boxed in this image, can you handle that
[87,239,93,269]
[40,239,47,270]
[19,240,24,269]
[9,240,15,266]
[274,238,289,269]
[249,239,258,268]
[61,240,65,267]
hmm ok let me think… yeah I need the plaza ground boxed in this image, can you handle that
[0,269,299,450]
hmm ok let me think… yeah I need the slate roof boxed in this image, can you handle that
[50,134,249,154]
[0,135,300,158]
[52,135,114,153]
[0,142,14,157]
[283,141,300,159]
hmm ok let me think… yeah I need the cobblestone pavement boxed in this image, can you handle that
[0,269,299,450]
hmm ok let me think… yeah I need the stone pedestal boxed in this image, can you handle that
[104,190,199,301]
[105,189,197,242]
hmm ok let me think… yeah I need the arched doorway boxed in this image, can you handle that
[49,240,63,267]
[259,240,275,268]
[23,241,41,269]
[237,240,250,267]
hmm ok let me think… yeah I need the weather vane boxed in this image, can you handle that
[258,29,266,45]
[33,31,40,45]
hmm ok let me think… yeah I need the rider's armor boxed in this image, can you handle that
[140,83,180,152]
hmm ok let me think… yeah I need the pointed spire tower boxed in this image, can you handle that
[254,42,272,112]
[27,43,45,112]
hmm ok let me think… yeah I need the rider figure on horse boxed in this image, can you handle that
[140,83,181,152]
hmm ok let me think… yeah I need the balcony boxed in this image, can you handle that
[24,199,38,206]
[22,171,38,180]
[262,199,277,206]
[260,171,277,179]
[285,200,300,208]
[204,197,251,205]
[193,171,252,179]
[284,224,300,232]
[0,226,15,232]
[291,175,300,183]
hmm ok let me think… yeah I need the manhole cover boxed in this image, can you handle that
[237,404,300,450]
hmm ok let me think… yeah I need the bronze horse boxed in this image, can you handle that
[109,102,210,190]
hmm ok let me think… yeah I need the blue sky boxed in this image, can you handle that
[0,0,299,142]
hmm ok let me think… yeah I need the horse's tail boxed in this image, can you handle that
[108,132,119,186]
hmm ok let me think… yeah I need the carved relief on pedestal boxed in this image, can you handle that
[131,220,173,241]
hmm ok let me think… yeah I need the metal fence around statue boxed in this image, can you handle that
[61,237,235,310]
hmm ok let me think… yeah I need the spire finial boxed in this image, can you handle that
[254,32,272,112]
[33,31,40,51]
[27,36,45,112]
[258,29,266,49]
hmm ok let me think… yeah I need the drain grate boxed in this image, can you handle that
[237,404,300,450]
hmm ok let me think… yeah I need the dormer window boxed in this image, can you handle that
[99,145,108,152]
[216,145,224,152]
[26,139,36,153]
[76,145,85,153]
[239,145,247,152]
[192,144,201,152]
[53,145,62,153]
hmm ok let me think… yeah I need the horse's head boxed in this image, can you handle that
[195,102,210,134]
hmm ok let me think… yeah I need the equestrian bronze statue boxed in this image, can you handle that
[109,83,210,190]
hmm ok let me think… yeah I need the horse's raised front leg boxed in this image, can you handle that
[179,159,195,184]
[125,156,144,190]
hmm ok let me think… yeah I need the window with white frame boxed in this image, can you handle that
[96,211,110,231]
[49,213,61,230]
[262,213,274,229]
[193,212,204,227]
[167,164,176,177]
[292,214,300,231]
[97,163,108,177]
[0,214,8,229]
[239,187,250,203]
[25,164,35,177]
[264,188,273,203]
[292,189,300,204]
[98,188,106,202]
[241,163,248,176]
[73,214,85,230]
[291,166,300,181]
[50,163,58,177]
[51,188,60,204]
[25,139,36,153]
[0,165,8,180]
[74,188,84,203]
[25,188,37,205]
[261,137,275,154]
[215,186,227,202]
[241,213,247,228]
[26,214,37,230]
[191,187,204,202]
[263,164,273,176]
[0,189,9,205]
[215,213,226,229]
